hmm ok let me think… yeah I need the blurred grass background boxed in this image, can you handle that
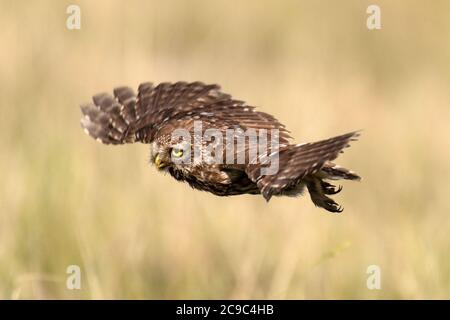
[1,0,450,299]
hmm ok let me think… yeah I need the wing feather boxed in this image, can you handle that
[81,81,291,145]
[246,131,360,200]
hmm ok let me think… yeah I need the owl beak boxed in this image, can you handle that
[154,154,167,169]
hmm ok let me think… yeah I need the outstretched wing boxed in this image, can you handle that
[81,82,219,144]
[246,131,360,200]
[80,81,291,145]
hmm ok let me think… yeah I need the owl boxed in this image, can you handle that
[80,81,360,212]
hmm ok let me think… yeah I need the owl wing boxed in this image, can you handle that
[245,131,360,200]
[80,81,291,146]
[81,82,225,144]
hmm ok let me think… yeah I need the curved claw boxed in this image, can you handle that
[331,185,343,195]
[322,182,343,195]
[322,197,344,213]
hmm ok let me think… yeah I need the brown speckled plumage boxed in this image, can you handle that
[81,81,360,212]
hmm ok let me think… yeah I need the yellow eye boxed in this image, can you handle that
[171,148,183,158]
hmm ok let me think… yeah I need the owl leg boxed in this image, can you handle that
[306,176,343,213]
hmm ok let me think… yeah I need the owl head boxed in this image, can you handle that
[150,134,192,173]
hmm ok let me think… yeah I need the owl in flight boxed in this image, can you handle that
[80,81,360,212]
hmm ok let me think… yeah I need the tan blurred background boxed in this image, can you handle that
[1,0,450,299]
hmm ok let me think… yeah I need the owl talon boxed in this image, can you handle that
[323,198,343,213]
[322,181,343,195]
